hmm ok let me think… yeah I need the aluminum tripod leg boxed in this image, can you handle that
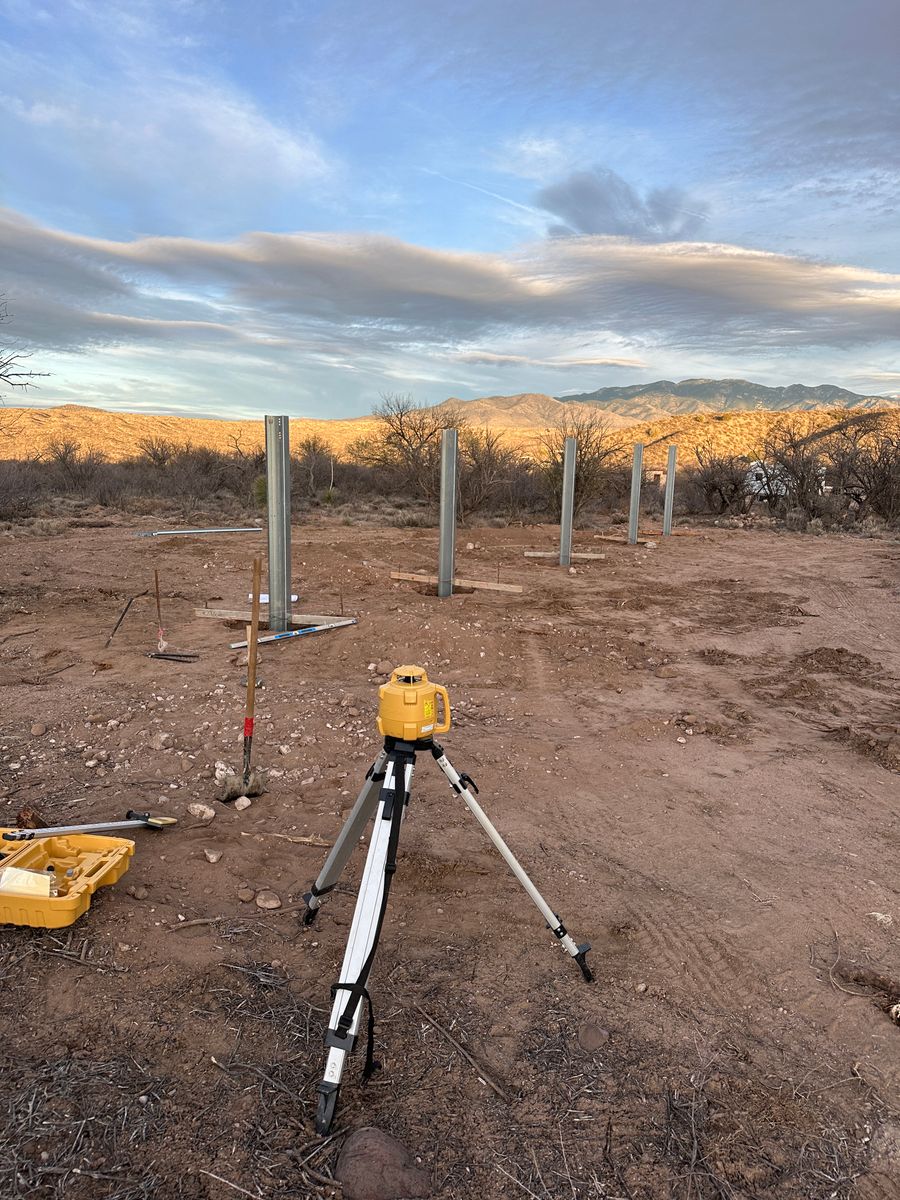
[303,749,387,924]
[432,745,592,981]
[314,750,414,1133]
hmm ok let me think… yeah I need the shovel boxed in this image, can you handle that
[220,555,267,802]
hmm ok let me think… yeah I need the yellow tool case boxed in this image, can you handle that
[0,832,134,928]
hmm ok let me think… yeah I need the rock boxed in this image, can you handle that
[234,796,252,811]
[203,849,223,864]
[127,884,149,900]
[637,982,648,994]
[84,758,99,768]
[655,665,679,679]
[188,802,216,821]
[568,567,577,575]
[376,659,393,675]
[30,722,47,737]
[149,731,174,751]
[676,736,687,745]
[336,1128,430,1200]
[255,889,282,910]
[466,541,475,550]
[278,744,291,756]
[577,1023,610,1052]
[86,712,103,723]
[237,886,256,903]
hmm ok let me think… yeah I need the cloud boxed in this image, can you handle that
[2,207,899,359]
[536,168,710,242]
[2,206,899,415]
[454,351,646,369]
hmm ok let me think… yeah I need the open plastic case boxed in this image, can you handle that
[0,832,134,928]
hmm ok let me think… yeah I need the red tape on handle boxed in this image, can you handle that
[243,717,254,738]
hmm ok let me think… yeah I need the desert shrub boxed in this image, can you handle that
[694,443,754,514]
[0,459,43,518]
[536,412,624,520]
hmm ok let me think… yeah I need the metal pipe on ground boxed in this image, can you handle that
[559,435,576,567]
[662,444,677,537]
[627,443,644,546]
[437,428,458,599]
[265,415,292,633]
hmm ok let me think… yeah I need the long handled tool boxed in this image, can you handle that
[3,811,177,841]
[154,569,168,652]
[220,556,267,802]
[228,618,357,650]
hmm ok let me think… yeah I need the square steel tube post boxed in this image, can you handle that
[627,443,644,545]
[265,415,292,632]
[437,428,458,598]
[559,436,576,567]
[662,444,677,537]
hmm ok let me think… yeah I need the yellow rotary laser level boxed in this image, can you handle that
[376,665,451,742]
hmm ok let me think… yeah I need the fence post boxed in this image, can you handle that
[627,443,643,545]
[559,436,576,566]
[437,428,458,598]
[265,415,291,632]
[662,444,677,537]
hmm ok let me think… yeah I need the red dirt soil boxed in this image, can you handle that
[0,516,898,1199]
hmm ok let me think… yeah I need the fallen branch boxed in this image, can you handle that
[169,901,310,930]
[413,1002,509,1101]
[198,1169,262,1199]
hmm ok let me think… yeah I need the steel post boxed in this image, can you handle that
[559,436,576,566]
[265,415,292,632]
[627,443,644,545]
[437,428,458,598]
[662,444,677,536]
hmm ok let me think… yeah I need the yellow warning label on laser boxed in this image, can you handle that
[423,699,434,719]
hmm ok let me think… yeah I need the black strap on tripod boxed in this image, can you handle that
[327,747,411,1078]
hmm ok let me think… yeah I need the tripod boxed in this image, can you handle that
[302,728,592,1134]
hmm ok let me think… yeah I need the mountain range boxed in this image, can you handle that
[555,378,892,423]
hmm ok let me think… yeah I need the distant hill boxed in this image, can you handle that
[1,396,896,471]
[436,392,632,430]
[557,378,893,423]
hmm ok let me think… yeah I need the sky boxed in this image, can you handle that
[0,0,898,419]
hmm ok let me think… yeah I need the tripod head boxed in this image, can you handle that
[376,665,451,742]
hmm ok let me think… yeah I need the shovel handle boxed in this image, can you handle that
[245,556,262,725]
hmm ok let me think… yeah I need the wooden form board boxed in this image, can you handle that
[590,534,651,546]
[194,608,346,625]
[390,571,523,595]
[523,550,607,561]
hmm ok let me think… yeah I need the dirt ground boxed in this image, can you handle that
[0,513,898,1200]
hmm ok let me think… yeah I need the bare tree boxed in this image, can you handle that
[537,410,624,520]
[457,427,519,521]
[824,411,900,523]
[294,434,335,499]
[759,416,827,519]
[694,443,754,514]
[1,300,46,392]
[352,392,466,501]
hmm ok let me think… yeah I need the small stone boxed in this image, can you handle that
[636,982,648,993]
[376,659,393,675]
[676,736,687,744]
[367,662,377,671]
[149,731,174,751]
[203,849,223,864]
[188,802,216,821]
[336,1128,430,1200]
[30,723,47,738]
[237,886,256,903]
[84,758,99,768]
[466,541,475,550]
[234,796,252,811]
[255,889,282,910]
[278,744,291,756]
[86,712,103,724]
[127,884,149,900]
[568,567,577,575]
[577,1023,610,1052]
[655,665,679,679]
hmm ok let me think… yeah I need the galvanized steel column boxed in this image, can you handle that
[627,443,643,545]
[265,415,292,632]
[437,428,458,598]
[662,444,677,537]
[559,435,576,566]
